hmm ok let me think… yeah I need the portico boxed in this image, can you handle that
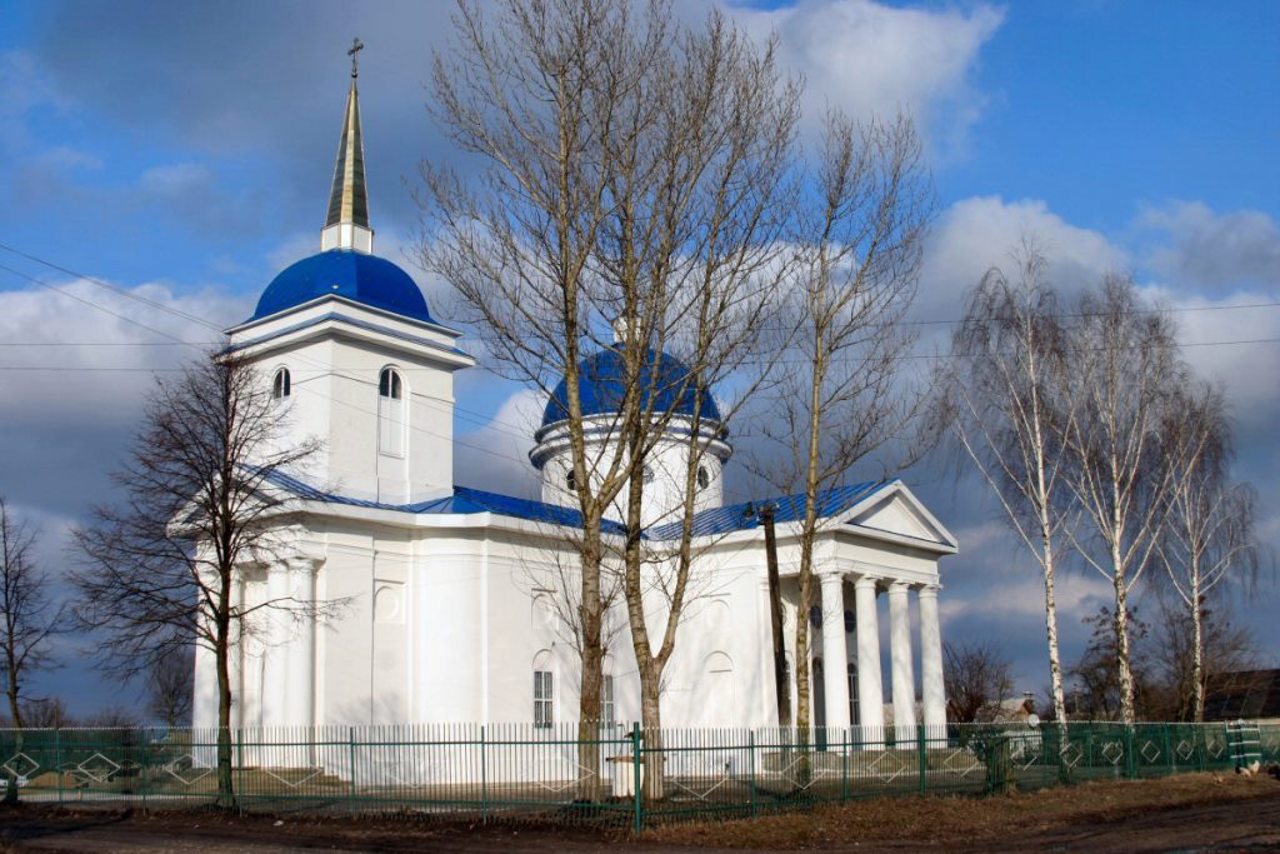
[814,570,948,743]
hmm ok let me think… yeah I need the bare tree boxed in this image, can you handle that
[0,497,65,729]
[751,110,931,742]
[17,696,70,729]
[1146,590,1258,721]
[0,497,67,802]
[943,640,1015,723]
[148,645,195,728]
[1060,277,1188,724]
[71,352,331,808]
[423,0,797,798]
[1066,605,1155,721]
[1156,382,1260,721]
[937,247,1074,724]
[424,3,666,792]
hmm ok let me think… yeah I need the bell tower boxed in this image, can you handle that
[223,42,474,504]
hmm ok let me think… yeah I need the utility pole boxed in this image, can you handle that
[761,504,791,727]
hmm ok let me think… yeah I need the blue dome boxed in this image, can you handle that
[251,250,434,323]
[541,348,722,430]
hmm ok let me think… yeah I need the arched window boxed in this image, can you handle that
[378,367,402,399]
[697,466,709,489]
[642,465,654,484]
[378,367,405,456]
[271,367,291,400]
[566,469,576,491]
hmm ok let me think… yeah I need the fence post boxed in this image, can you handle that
[55,728,63,806]
[841,728,850,803]
[749,730,757,819]
[917,725,927,795]
[631,723,643,835]
[1163,725,1175,776]
[1124,725,1137,780]
[480,725,488,824]
[348,727,357,810]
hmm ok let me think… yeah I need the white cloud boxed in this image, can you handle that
[1137,201,1280,292]
[918,195,1127,319]
[0,279,248,422]
[1136,287,1280,423]
[731,0,1004,157]
[453,388,543,497]
[941,571,1112,622]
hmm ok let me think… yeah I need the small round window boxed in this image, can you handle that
[272,367,291,400]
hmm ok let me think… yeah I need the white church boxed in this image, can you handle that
[191,65,958,745]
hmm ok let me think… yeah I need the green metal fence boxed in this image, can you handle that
[1,722,1275,828]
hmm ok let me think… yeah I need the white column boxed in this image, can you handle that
[285,559,317,766]
[888,581,917,747]
[918,584,947,738]
[820,573,851,735]
[853,575,885,745]
[261,564,290,731]
[286,560,317,727]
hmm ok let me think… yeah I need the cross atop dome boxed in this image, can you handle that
[321,39,374,254]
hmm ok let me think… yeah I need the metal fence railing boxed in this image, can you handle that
[1,721,1275,828]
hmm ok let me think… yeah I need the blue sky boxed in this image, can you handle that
[1,0,1277,716]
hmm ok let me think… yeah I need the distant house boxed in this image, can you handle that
[1204,669,1280,724]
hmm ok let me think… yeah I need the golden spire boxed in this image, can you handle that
[321,38,373,253]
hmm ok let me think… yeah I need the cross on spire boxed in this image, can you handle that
[348,37,364,79]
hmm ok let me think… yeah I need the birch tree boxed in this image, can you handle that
[1157,381,1259,721]
[1061,277,1187,725]
[752,111,931,741]
[71,352,334,808]
[939,248,1074,723]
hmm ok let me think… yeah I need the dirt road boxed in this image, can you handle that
[2,775,1278,852]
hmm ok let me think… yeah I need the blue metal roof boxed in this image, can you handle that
[540,347,721,430]
[649,479,891,540]
[266,470,628,535]
[251,250,434,323]
[269,470,889,542]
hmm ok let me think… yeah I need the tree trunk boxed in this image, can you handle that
[1040,532,1067,724]
[1191,580,1205,724]
[577,541,604,801]
[3,666,19,804]
[639,661,664,800]
[1112,561,1136,725]
[215,617,236,809]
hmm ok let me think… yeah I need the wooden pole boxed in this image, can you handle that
[762,504,791,727]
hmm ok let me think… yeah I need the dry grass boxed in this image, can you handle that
[642,772,1280,849]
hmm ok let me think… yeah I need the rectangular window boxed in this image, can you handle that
[601,675,615,726]
[379,396,405,457]
[534,670,553,729]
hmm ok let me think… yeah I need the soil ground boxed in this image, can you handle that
[0,772,1277,852]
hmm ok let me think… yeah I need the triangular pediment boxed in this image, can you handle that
[842,484,958,552]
